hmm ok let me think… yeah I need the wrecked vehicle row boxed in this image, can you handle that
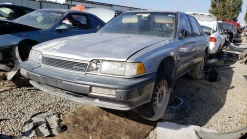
[21,11,209,121]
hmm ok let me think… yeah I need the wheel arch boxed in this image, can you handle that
[156,56,175,88]
[18,39,39,47]
[18,39,39,61]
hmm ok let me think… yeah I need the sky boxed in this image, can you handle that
[86,0,247,24]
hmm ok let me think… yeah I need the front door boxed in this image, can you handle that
[175,14,196,78]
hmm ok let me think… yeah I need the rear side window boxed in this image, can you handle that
[0,6,15,20]
[188,16,201,36]
[89,15,103,29]
[180,14,192,36]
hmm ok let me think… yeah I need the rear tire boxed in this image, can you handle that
[191,51,207,79]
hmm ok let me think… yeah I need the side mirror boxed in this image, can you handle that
[96,25,102,31]
[179,29,187,39]
[55,23,70,31]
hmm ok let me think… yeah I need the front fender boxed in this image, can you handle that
[127,40,179,73]
[0,30,50,49]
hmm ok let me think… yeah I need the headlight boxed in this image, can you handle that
[28,50,41,63]
[101,61,126,75]
[88,60,146,76]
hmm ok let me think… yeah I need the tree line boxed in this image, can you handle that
[209,0,244,22]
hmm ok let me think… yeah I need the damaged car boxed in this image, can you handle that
[0,9,105,79]
[21,11,209,121]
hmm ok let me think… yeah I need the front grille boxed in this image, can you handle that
[42,56,88,72]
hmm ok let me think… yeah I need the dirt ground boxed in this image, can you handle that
[1,35,247,139]
[0,72,30,92]
[37,105,156,139]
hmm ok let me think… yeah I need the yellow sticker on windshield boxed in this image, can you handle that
[36,15,44,23]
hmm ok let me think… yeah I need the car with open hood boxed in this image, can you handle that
[219,22,235,43]
[0,8,105,79]
[21,11,209,121]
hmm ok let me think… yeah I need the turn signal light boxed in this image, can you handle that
[210,37,216,42]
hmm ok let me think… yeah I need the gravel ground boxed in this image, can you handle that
[0,87,83,136]
[1,35,247,138]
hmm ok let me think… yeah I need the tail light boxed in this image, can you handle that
[210,37,216,42]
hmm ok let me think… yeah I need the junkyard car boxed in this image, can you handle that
[21,11,209,121]
[0,3,34,20]
[0,9,105,74]
[186,12,225,56]
[219,22,235,43]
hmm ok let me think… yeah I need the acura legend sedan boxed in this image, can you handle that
[21,11,209,121]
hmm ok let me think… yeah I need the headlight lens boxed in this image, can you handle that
[28,50,41,63]
[88,60,146,76]
[101,61,126,75]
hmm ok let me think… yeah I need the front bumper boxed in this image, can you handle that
[21,61,156,110]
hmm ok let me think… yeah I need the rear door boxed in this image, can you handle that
[175,14,196,78]
[188,16,207,64]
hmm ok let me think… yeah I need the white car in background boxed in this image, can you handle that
[186,12,226,56]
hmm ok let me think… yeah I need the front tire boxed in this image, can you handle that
[138,75,171,121]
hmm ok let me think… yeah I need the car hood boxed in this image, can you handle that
[0,19,40,35]
[34,33,170,61]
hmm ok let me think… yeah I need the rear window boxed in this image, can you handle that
[220,23,233,30]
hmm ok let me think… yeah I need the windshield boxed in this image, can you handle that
[14,10,64,29]
[220,23,233,30]
[98,12,176,38]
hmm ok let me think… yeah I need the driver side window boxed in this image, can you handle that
[180,14,192,37]
[62,14,89,30]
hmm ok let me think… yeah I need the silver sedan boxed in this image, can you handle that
[21,11,209,121]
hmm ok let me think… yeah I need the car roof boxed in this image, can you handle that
[186,12,217,21]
